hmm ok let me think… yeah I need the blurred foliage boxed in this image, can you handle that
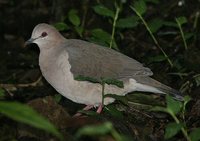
[189,128,200,141]
[0,88,5,99]
[75,75,124,88]
[76,122,131,141]
[151,95,194,141]
[93,5,115,18]
[89,28,117,48]
[0,89,63,140]
[53,22,69,31]
[175,16,188,50]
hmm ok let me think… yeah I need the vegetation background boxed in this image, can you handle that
[0,0,200,141]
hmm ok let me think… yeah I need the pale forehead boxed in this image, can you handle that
[32,23,56,35]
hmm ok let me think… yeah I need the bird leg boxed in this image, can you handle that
[82,105,94,111]
[96,103,103,114]
[73,105,93,117]
[73,103,104,117]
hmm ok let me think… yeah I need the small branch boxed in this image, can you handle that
[0,76,42,90]
[169,111,191,141]
[101,81,105,108]
[193,11,199,29]
[175,18,188,50]
[131,6,173,67]
[109,3,120,49]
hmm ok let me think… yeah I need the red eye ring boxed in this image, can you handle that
[41,32,47,37]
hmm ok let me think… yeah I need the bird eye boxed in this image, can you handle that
[41,32,48,37]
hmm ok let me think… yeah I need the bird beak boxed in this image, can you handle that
[25,35,42,47]
[25,38,35,46]
[24,37,39,47]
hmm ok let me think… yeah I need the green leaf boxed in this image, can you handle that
[119,136,133,141]
[184,32,194,40]
[164,122,183,139]
[147,55,167,63]
[183,95,191,107]
[163,21,177,27]
[53,22,69,31]
[93,5,114,18]
[102,78,124,88]
[88,37,108,47]
[68,9,80,26]
[53,94,62,103]
[150,106,168,113]
[104,94,128,105]
[133,0,147,15]
[116,16,139,28]
[75,75,124,88]
[78,110,99,116]
[166,95,182,115]
[76,122,113,138]
[189,128,200,141]
[0,88,5,98]
[75,26,84,37]
[75,75,100,83]
[90,28,118,49]
[0,101,63,140]
[176,16,187,25]
[105,104,124,118]
[194,74,200,87]
[127,92,163,106]
[148,18,164,33]
[91,29,111,42]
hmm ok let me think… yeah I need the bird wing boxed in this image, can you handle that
[64,39,153,81]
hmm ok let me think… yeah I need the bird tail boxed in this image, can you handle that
[133,77,183,101]
[154,84,183,101]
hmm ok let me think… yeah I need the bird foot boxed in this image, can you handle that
[73,104,103,117]
[96,103,103,114]
[73,105,93,117]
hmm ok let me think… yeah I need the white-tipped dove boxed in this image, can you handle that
[26,23,183,113]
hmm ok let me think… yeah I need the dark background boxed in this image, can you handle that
[0,0,200,141]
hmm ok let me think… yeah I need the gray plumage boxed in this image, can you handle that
[26,23,183,106]
[65,39,182,100]
[66,39,153,80]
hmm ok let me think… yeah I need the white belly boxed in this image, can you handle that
[40,63,130,105]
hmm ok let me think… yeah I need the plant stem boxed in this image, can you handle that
[175,18,188,50]
[110,4,120,48]
[169,111,191,141]
[101,81,105,108]
[111,128,123,141]
[131,6,173,67]
[193,11,199,30]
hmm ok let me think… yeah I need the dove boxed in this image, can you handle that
[26,23,183,113]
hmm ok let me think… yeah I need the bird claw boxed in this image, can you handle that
[96,103,103,114]
[73,104,103,117]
